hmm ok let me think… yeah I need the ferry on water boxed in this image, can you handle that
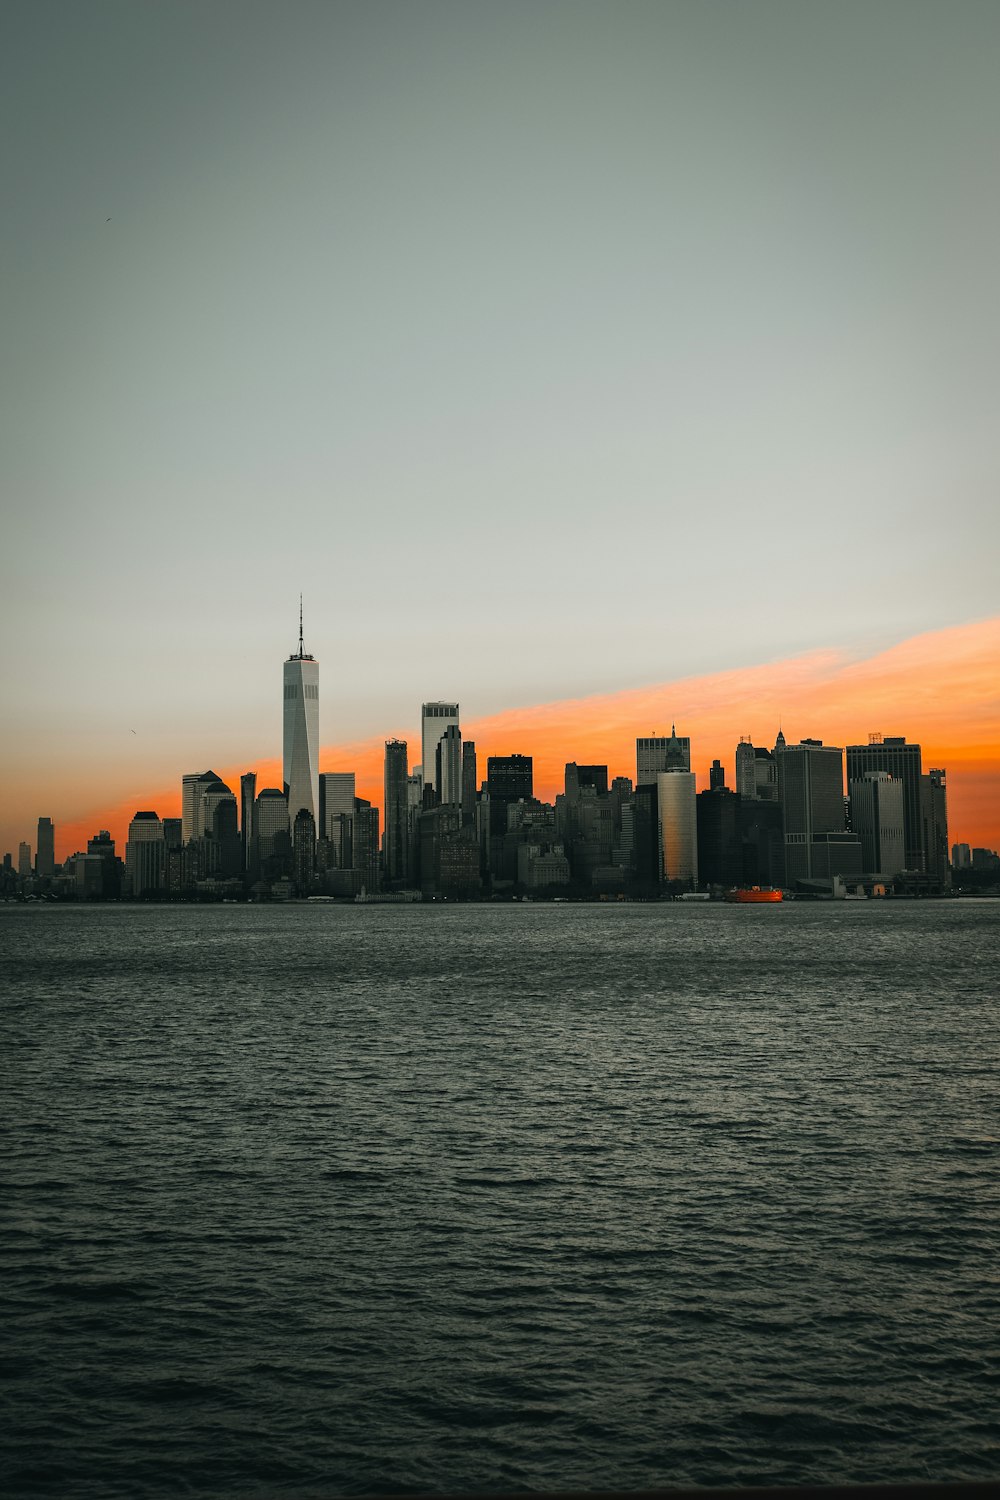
[725,886,784,904]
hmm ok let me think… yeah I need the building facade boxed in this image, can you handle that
[283,611,319,825]
[421,702,459,797]
[846,736,924,872]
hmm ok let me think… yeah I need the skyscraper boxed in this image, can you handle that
[319,772,356,868]
[240,772,257,871]
[921,769,949,887]
[36,817,55,878]
[637,729,691,782]
[846,736,923,871]
[182,770,223,845]
[284,602,319,825]
[778,739,850,884]
[849,771,905,876]
[125,810,165,897]
[421,702,459,796]
[437,723,463,806]
[384,740,409,886]
[657,768,698,887]
[461,739,477,826]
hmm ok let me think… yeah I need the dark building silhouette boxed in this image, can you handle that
[486,755,533,838]
[36,817,55,879]
[697,785,741,887]
[921,768,949,888]
[777,739,847,885]
[240,772,256,872]
[738,799,784,887]
[461,739,478,827]
[292,808,317,892]
[383,739,409,887]
[353,798,380,894]
[846,736,924,871]
[630,782,661,895]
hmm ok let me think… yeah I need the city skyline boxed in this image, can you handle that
[3,2,999,869]
[6,611,997,866]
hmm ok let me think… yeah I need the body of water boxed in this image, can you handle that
[3,900,998,1497]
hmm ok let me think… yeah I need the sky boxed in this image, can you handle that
[2,1,998,859]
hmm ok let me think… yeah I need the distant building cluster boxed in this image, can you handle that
[5,622,998,903]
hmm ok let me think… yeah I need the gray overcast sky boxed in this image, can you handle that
[2,1,998,799]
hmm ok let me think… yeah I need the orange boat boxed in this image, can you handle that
[725,886,784,903]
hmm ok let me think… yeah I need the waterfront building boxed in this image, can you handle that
[292,808,317,893]
[18,841,31,878]
[255,788,290,859]
[737,798,784,888]
[846,735,924,872]
[383,740,409,886]
[125,810,165,897]
[849,771,905,877]
[421,702,459,797]
[180,770,221,845]
[637,731,691,782]
[240,773,257,870]
[921,769,950,888]
[657,768,698,888]
[697,785,741,887]
[777,739,846,885]
[486,754,533,844]
[283,604,319,826]
[319,773,355,850]
[952,842,971,869]
[353,799,381,894]
[36,818,55,878]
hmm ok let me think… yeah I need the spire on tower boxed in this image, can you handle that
[299,594,304,658]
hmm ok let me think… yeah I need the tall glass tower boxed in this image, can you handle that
[283,601,319,824]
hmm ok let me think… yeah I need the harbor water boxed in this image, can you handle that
[3,900,998,1497]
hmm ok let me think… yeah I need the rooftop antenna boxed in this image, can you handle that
[298,594,304,657]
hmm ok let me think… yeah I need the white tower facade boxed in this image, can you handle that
[421,702,459,795]
[283,604,319,825]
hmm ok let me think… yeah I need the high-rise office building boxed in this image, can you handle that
[319,773,355,841]
[437,723,463,806]
[849,771,905,877]
[36,817,55,878]
[697,785,740,887]
[461,740,477,827]
[18,841,31,878]
[736,739,778,801]
[240,773,257,870]
[952,842,971,870]
[921,769,949,887]
[421,703,459,796]
[384,740,409,886]
[182,770,223,845]
[284,603,319,825]
[846,736,923,871]
[292,808,317,892]
[637,729,691,782]
[778,739,850,884]
[656,769,698,887]
[125,810,165,897]
[255,788,290,859]
[353,799,380,893]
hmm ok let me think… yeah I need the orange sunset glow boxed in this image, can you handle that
[57,617,999,862]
